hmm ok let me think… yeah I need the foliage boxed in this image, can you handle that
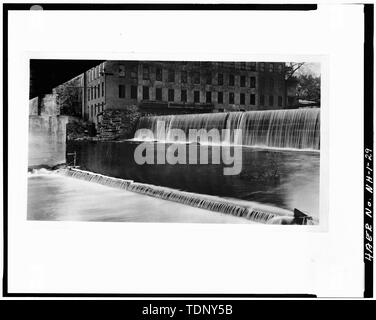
[54,79,82,116]
[296,74,321,103]
[285,63,321,104]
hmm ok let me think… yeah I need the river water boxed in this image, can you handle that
[67,140,320,219]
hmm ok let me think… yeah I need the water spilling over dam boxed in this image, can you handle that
[28,170,256,224]
[55,168,313,224]
[135,108,320,150]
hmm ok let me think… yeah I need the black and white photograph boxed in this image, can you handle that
[2,2,373,300]
[28,60,321,225]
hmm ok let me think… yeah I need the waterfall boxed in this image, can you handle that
[233,108,320,150]
[135,113,229,143]
[58,168,311,224]
[135,108,320,150]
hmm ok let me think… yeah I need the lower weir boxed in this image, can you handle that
[58,168,316,225]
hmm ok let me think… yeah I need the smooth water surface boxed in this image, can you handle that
[67,141,320,219]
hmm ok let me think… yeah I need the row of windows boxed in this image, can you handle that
[119,85,283,106]
[259,77,284,90]
[125,66,259,88]
[87,63,105,82]
[259,63,284,73]
[118,62,283,78]
[88,82,105,101]
[86,62,284,83]
[89,102,104,119]
[217,62,283,73]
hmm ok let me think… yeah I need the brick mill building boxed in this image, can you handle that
[53,60,290,128]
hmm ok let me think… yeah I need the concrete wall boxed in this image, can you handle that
[28,115,69,168]
[29,96,39,115]
[29,94,60,116]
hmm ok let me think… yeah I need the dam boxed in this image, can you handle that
[63,108,320,223]
[28,108,320,224]
[135,108,320,150]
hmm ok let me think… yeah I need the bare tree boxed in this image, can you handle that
[284,62,305,80]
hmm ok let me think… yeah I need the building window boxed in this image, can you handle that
[143,86,149,100]
[206,91,212,103]
[260,63,265,72]
[131,66,138,79]
[119,85,125,98]
[193,72,200,84]
[269,63,274,72]
[240,76,246,87]
[181,71,187,83]
[118,65,125,77]
[270,78,274,89]
[269,95,274,106]
[94,86,97,99]
[240,93,245,105]
[250,94,256,105]
[218,73,223,85]
[260,95,265,106]
[88,88,90,101]
[278,96,283,107]
[131,85,137,99]
[101,82,104,96]
[181,89,187,102]
[168,70,175,82]
[97,85,100,98]
[156,88,162,101]
[194,91,200,103]
[206,73,212,85]
[240,62,246,70]
[168,89,174,102]
[229,92,234,104]
[250,77,256,88]
[156,68,162,81]
[278,64,283,73]
[143,66,149,80]
[229,74,235,86]
[250,62,256,71]
[218,92,223,104]
[90,87,93,100]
